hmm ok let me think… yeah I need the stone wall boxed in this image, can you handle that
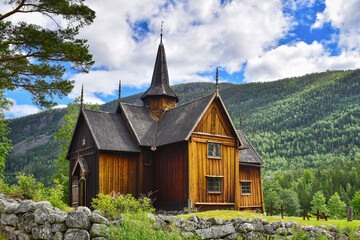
[0,196,108,240]
[1,195,359,240]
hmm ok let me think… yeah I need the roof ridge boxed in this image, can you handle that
[83,108,120,116]
[164,93,215,113]
[120,102,146,108]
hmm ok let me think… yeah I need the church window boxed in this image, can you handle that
[207,177,222,193]
[241,181,251,195]
[144,151,152,166]
[208,142,221,158]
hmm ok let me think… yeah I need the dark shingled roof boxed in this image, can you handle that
[119,103,157,146]
[156,94,214,146]
[237,130,263,165]
[83,109,139,152]
[140,42,178,102]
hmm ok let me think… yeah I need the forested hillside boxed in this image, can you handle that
[5,69,360,203]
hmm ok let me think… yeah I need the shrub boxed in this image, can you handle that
[16,173,43,199]
[91,192,154,220]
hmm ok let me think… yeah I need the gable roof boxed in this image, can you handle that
[237,130,263,165]
[140,42,178,102]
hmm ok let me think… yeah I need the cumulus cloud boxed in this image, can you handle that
[70,0,291,103]
[5,99,40,119]
[312,0,360,49]
[244,41,360,82]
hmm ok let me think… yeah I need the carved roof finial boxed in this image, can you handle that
[80,84,84,109]
[160,21,164,43]
[216,67,219,95]
[118,80,121,102]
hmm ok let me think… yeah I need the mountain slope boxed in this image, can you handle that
[4,69,360,185]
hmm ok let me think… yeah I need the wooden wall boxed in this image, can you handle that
[143,96,177,118]
[188,101,239,209]
[238,165,264,211]
[68,114,98,208]
[98,152,137,196]
[137,149,154,195]
[153,143,187,209]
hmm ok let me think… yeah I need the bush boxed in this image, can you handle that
[16,173,43,199]
[91,192,154,220]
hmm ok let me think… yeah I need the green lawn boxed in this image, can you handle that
[177,210,360,230]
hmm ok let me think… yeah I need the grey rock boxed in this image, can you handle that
[28,201,52,212]
[92,238,107,240]
[246,218,254,223]
[172,216,184,227]
[182,231,194,238]
[208,217,225,225]
[18,213,38,233]
[253,222,264,232]
[318,225,326,230]
[231,217,246,224]
[328,224,338,233]
[34,207,50,224]
[65,210,91,230]
[254,217,263,223]
[4,203,19,214]
[197,220,211,229]
[18,232,32,240]
[264,224,274,235]
[75,206,92,217]
[4,226,18,240]
[90,224,108,237]
[52,223,68,232]
[303,226,316,232]
[246,231,265,240]
[1,213,19,226]
[237,223,254,233]
[0,199,7,212]
[181,220,197,232]
[187,215,199,223]
[262,219,270,225]
[32,222,52,240]
[277,227,287,236]
[64,229,90,240]
[271,220,284,230]
[54,232,64,240]
[195,228,212,239]
[285,221,299,229]
[286,227,294,235]
[17,200,33,213]
[210,224,236,238]
[224,232,242,240]
[48,209,67,224]
[90,213,109,224]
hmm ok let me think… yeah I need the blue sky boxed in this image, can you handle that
[3,0,360,118]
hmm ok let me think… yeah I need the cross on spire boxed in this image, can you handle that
[216,67,219,95]
[80,84,84,109]
[160,21,164,43]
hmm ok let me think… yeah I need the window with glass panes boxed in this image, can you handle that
[241,182,251,194]
[207,177,221,193]
[208,142,221,158]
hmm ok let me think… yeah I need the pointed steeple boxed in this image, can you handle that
[80,84,84,109]
[140,35,178,103]
[215,67,219,96]
[118,80,121,101]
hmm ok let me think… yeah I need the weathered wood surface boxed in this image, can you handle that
[238,165,263,211]
[99,152,137,196]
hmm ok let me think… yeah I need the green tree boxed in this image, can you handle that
[280,189,300,216]
[0,90,13,176]
[328,192,346,219]
[263,178,282,212]
[0,0,95,108]
[310,191,328,215]
[53,99,98,202]
[350,191,360,219]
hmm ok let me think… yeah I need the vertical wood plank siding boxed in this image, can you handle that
[238,166,263,209]
[153,143,187,209]
[98,152,137,196]
[189,101,238,209]
[68,115,98,208]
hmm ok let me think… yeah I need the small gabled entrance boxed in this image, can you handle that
[71,156,89,207]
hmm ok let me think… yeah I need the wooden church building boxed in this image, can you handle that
[67,36,265,212]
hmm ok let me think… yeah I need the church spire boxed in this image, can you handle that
[215,67,219,96]
[118,80,121,102]
[140,28,178,104]
[80,84,84,109]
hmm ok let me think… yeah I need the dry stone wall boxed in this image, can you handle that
[1,195,359,240]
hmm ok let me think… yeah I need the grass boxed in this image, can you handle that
[177,210,360,230]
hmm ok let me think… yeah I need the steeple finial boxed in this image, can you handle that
[118,80,121,101]
[160,21,164,43]
[215,67,219,95]
[80,84,84,109]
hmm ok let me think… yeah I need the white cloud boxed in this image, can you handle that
[313,0,360,49]
[244,41,360,82]
[68,0,291,102]
[5,101,40,119]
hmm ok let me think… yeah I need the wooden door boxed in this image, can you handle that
[72,176,79,206]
